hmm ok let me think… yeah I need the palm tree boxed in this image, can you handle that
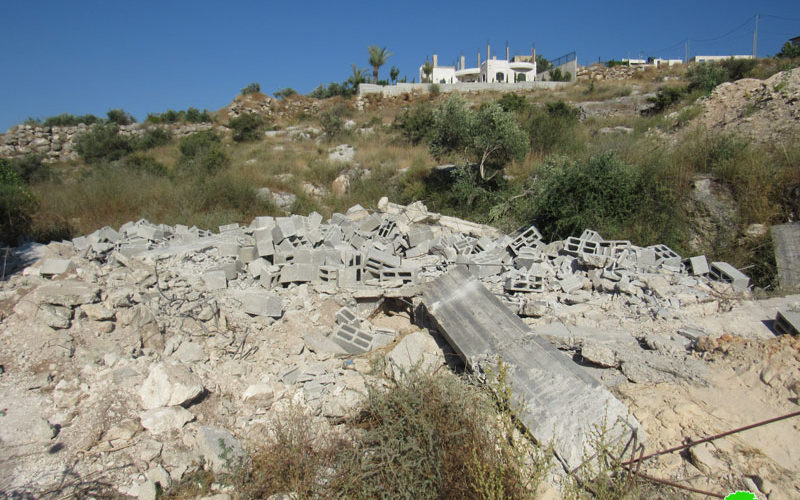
[367,45,392,83]
[346,64,369,91]
[390,66,400,84]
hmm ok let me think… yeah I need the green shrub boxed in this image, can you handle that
[228,113,266,142]
[646,86,686,114]
[720,57,758,81]
[536,54,553,72]
[777,41,800,59]
[308,82,354,99]
[319,104,351,140]
[687,62,729,93]
[0,161,37,245]
[106,108,136,126]
[134,127,172,150]
[524,153,681,242]
[120,152,168,176]
[74,123,133,163]
[496,93,529,113]
[394,104,435,145]
[6,154,51,184]
[429,95,474,160]
[273,87,298,99]
[41,113,101,127]
[524,100,581,155]
[240,82,261,95]
[178,131,228,173]
[146,108,213,124]
[550,68,572,82]
[429,83,441,96]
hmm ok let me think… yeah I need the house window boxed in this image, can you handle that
[496,72,504,82]
[516,73,526,82]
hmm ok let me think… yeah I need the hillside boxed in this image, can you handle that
[1,59,800,499]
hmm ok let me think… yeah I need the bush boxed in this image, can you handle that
[228,113,266,142]
[106,108,136,126]
[0,161,37,245]
[429,83,441,96]
[240,82,261,95]
[134,127,172,150]
[550,68,572,82]
[525,152,680,242]
[178,131,228,173]
[394,104,435,145]
[646,86,686,114]
[41,113,101,127]
[319,104,351,140]
[6,154,51,184]
[777,41,800,59]
[146,108,213,124]
[120,152,168,176]
[74,123,133,163]
[273,87,298,99]
[524,100,580,155]
[496,93,529,113]
[687,62,729,93]
[720,57,758,81]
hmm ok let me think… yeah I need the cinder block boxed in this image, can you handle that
[136,224,164,241]
[688,255,709,276]
[335,306,359,326]
[507,225,543,256]
[407,226,434,248]
[504,275,545,293]
[318,265,340,283]
[239,246,258,264]
[241,291,283,318]
[358,213,383,233]
[580,229,604,242]
[96,226,121,242]
[337,267,361,288]
[217,242,240,257]
[203,270,228,290]
[256,238,275,258]
[278,263,318,284]
[709,262,750,291]
[380,268,416,285]
[272,217,297,242]
[247,258,270,279]
[331,323,374,353]
[218,223,240,233]
[559,274,584,294]
[250,216,275,230]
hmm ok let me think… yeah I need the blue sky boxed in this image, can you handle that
[1,0,797,131]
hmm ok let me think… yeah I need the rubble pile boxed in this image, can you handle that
[0,197,776,496]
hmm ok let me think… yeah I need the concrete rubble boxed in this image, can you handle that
[0,196,777,495]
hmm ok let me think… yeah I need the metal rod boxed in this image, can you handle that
[625,469,726,498]
[622,409,800,466]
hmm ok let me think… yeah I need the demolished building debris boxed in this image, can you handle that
[1,197,788,496]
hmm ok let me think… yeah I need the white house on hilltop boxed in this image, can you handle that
[420,44,537,84]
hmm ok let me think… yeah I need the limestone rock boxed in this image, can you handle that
[139,363,205,409]
[385,331,444,380]
[140,406,195,434]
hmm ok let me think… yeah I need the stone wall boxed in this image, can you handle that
[358,80,570,97]
[0,122,219,162]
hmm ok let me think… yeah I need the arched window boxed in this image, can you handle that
[496,72,504,82]
[516,73,526,82]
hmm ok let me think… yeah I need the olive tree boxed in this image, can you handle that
[429,96,528,180]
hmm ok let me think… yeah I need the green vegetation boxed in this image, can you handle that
[36,113,102,127]
[777,41,800,59]
[178,130,227,173]
[421,60,433,83]
[145,107,213,124]
[524,100,581,156]
[106,108,136,126]
[550,68,572,82]
[0,160,37,245]
[367,45,392,83]
[272,87,298,99]
[536,54,553,73]
[240,82,261,95]
[228,113,266,142]
[74,123,134,163]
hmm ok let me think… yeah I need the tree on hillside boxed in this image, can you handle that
[390,66,400,84]
[422,60,433,83]
[367,45,392,83]
[777,41,800,59]
[347,64,369,91]
[535,54,552,73]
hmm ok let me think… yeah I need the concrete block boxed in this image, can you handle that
[508,225,543,256]
[318,265,340,283]
[247,258,270,278]
[331,323,374,353]
[771,223,800,290]
[335,306,359,326]
[203,270,227,290]
[279,263,317,284]
[40,258,75,276]
[559,274,584,294]
[217,242,240,257]
[358,213,383,233]
[218,223,240,233]
[241,291,283,318]
[136,224,165,241]
[504,275,545,293]
[272,217,297,242]
[96,226,121,242]
[649,244,681,265]
[636,248,657,268]
[407,225,434,248]
[380,268,416,285]
[709,262,750,291]
[337,267,361,288]
[250,216,275,230]
[72,235,89,251]
[238,246,258,264]
[377,218,398,239]
[688,255,709,276]
[774,310,800,336]
[256,238,275,258]
[580,229,603,242]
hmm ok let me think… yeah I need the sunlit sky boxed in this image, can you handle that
[1,0,798,130]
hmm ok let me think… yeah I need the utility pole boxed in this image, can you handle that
[685,38,690,63]
[753,13,759,58]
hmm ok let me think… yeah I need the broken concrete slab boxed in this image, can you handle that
[774,310,800,336]
[771,223,800,291]
[240,291,283,318]
[419,267,644,470]
[35,280,100,307]
[39,258,75,276]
